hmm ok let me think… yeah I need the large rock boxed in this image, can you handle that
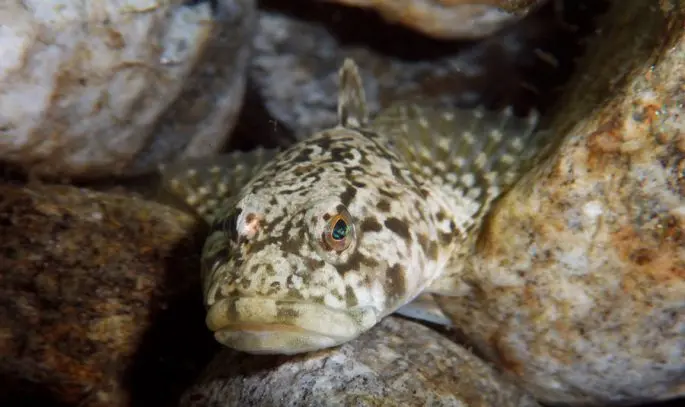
[436,0,685,405]
[179,317,541,407]
[249,0,594,141]
[326,0,544,39]
[0,0,255,180]
[0,184,217,407]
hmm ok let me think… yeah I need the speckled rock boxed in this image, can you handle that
[179,317,541,407]
[328,0,544,39]
[250,0,595,141]
[435,0,685,405]
[0,0,255,180]
[0,184,218,407]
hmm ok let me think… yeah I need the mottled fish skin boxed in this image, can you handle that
[370,102,542,297]
[161,59,543,354]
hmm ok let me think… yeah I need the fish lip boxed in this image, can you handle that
[205,296,379,354]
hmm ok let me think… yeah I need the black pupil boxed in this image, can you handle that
[331,219,348,240]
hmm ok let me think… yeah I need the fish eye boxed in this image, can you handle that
[306,200,358,265]
[322,210,354,252]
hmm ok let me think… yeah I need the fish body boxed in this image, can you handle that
[161,59,543,354]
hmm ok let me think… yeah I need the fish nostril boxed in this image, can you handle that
[239,212,263,239]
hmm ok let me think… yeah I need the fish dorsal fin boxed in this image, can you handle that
[371,103,541,233]
[158,148,279,222]
[337,58,369,128]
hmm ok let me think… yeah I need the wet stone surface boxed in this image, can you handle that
[326,0,545,40]
[179,317,542,407]
[0,184,218,407]
[0,0,256,180]
[436,0,685,404]
[239,0,601,144]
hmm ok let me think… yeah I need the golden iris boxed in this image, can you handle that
[322,210,354,252]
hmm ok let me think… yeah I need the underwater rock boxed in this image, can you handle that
[0,0,255,180]
[179,317,541,407]
[0,184,217,407]
[435,0,685,405]
[326,0,544,39]
[249,0,587,141]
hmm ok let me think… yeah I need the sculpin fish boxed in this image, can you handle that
[161,59,545,354]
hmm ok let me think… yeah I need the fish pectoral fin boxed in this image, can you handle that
[394,293,454,327]
[423,270,473,298]
[158,148,279,221]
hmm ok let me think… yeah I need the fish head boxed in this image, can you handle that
[201,127,445,354]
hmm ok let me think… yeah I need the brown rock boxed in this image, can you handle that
[0,184,218,406]
[435,0,685,405]
[0,0,255,180]
[179,317,541,407]
[326,0,544,39]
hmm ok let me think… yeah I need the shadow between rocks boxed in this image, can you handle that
[121,221,220,407]
[120,212,312,406]
[0,375,71,407]
[222,77,297,153]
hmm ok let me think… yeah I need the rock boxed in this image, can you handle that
[435,0,685,405]
[179,317,541,407]
[0,0,255,180]
[249,0,596,141]
[325,0,544,40]
[0,184,218,407]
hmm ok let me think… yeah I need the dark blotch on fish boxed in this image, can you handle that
[376,199,391,212]
[266,281,281,296]
[293,164,317,176]
[345,285,358,307]
[417,233,439,261]
[329,147,355,162]
[276,306,300,322]
[340,185,357,207]
[360,216,383,232]
[378,188,401,199]
[384,217,412,242]
[307,257,326,271]
[385,263,408,306]
[336,250,380,275]
[440,220,459,245]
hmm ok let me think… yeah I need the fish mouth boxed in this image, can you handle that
[205,296,379,355]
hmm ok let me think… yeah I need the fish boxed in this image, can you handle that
[160,58,545,354]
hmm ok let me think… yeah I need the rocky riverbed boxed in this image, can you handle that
[1,0,683,406]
